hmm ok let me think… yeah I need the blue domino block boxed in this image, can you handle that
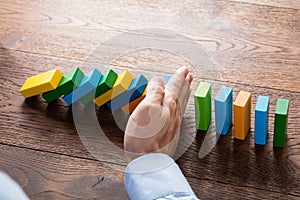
[214,86,232,135]
[62,69,102,105]
[107,75,148,111]
[255,96,270,145]
[162,75,171,84]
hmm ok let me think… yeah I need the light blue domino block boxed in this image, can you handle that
[107,75,148,111]
[62,69,102,105]
[162,75,171,84]
[255,96,270,145]
[214,86,232,135]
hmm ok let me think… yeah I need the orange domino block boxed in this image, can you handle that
[233,91,251,140]
[94,70,134,107]
[121,87,146,114]
[121,75,170,114]
[20,69,63,98]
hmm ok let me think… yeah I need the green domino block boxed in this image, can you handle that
[80,69,118,104]
[194,82,211,131]
[273,98,290,148]
[42,68,84,103]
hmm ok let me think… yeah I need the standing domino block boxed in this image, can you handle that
[107,75,148,111]
[161,75,171,84]
[121,74,171,114]
[94,70,134,107]
[214,86,232,135]
[80,69,118,104]
[194,82,211,131]
[273,98,289,148]
[233,91,251,140]
[42,68,84,103]
[20,68,63,98]
[254,96,270,145]
[62,69,102,105]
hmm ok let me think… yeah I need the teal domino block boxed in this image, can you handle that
[254,96,270,145]
[162,75,171,84]
[42,68,84,103]
[107,75,148,111]
[273,98,289,148]
[214,86,232,135]
[62,69,102,105]
[80,69,118,105]
[194,82,212,131]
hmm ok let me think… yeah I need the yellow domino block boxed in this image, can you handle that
[121,87,147,114]
[233,91,251,140]
[20,69,63,98]
[94,70,134,106]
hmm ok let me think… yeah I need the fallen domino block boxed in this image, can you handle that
[214,86,232,135]
[194,82,211,131]
[107,75,147,111]
[62,69,102,105]
[233,91,251,140]
[254,96,270,145]
[94,70,134,107]
[80,69,118,105]
[20,68,63,98]
[121,75,171,114]
[273,98,289,148]
[42,68,84,103]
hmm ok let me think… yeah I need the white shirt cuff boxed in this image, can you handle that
[125,153,197,200]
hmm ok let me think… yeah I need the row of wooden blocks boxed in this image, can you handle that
[194,83,290,148]
[19,68,159,114]
[20,68,289,148]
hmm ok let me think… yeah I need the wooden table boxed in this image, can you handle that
[0,0,299,199]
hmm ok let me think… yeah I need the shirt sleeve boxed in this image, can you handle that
[0,172,30,200]
[125,153,198,200]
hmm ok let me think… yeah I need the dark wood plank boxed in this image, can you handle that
[0,144,128,200]
[188,177,300,200]
[2,143,298,199]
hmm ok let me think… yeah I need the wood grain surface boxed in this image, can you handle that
[0,0,299,199]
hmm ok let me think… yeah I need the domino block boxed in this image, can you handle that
[121,88,147,114]
[161,75,171,84]
[233,91,251,140]
[42,68,84,103]
[214,86,232,135]
[80,69,118,104]
[273,98,289,148]
[107,75,148,111]
[194,82,211,131]
[20,68,63,98]
[121,74,171,114]
[62,69,102,105]
[254,96,270,145]
[94,70,134,107]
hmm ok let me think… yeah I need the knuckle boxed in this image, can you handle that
[164,96,177,111]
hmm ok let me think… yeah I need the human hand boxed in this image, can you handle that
[124,67,193,161]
